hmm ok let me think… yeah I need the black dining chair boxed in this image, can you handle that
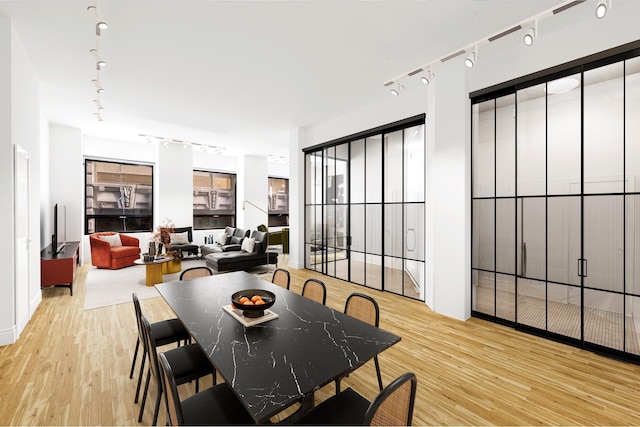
[159,352,254,426]
[271,268,290,290]
[336,293,383,393]
[296,372,417,426]
[138,314,216,425]
[180,266,213,281]
[301,278,326,305]
[130,293,191,404]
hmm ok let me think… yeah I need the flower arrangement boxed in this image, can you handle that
[150,217,175,253]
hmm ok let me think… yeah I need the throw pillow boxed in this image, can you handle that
[100,233,122,247]
[216,232,227,246]
[170,231,190,244]
[241,237,256,253]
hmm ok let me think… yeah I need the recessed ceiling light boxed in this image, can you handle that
[546,77,580,94]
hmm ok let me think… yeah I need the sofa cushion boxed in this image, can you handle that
[100,233,122,247]
[241,237,256,253]
[111,245,140,259]
[170,231,190,244]
[217,232,228,245]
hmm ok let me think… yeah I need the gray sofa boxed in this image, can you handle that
[204,230,277,274]
[200,226,250,258]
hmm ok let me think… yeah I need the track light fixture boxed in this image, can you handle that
[523,20,537,46]
[390,82,404,96]
[595,0,611,19]
[420,70,435,85]
[465,47,477,68]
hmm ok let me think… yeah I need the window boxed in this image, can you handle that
[268,177,289,227]
[85,159,153,234]
[193,170,237,229]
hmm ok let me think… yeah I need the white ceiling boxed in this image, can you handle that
[0,0,574,157]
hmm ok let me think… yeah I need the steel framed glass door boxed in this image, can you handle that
[471,47,640,362]
[304,117,426,300]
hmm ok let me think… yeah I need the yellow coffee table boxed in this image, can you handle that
[134,256,174,286]
[162,252,182,274]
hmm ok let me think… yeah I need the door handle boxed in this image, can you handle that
[577,259,588,277]
[522,242,527,277]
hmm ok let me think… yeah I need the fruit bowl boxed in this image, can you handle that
[231,289,276,318]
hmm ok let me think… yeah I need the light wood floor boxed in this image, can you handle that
[2,256,640,425]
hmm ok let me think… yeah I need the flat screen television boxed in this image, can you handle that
[52,203,67,255]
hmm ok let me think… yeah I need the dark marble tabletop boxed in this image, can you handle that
[155,271,401,423]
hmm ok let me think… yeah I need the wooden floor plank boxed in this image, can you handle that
[1,258,640,425]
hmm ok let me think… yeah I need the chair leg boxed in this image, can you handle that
[134,348,147,403]
[335,378,341,394]
[152,384,162,426]
[374,355,383,391]
[195,378,199,393]
[138,368,151,422]
[129,338,140,379]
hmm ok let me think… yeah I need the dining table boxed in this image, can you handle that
[154,270,401,424]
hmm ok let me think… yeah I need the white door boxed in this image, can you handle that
[14,145,30,333]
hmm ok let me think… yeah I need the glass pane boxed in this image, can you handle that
[516,278,546,329]
[496,274,515,322]
[496,94,516,197]
[472,199,495,271]
[626,195,640,294]
[351,251,365,286]
[366,135,382,203]
[496,198,515,274]
[324,147,336,205]
[583,195,623,292]
[384,204,402,257]
[547,73,581,195]
[584,62,624,194]
[472,270,495,316]
[547,196,581,286]
[626,57,640,192]
[405,259,424,300]
[384,256,404,296]
[324,204,336,248]
[366,254,382,290]
[625,295,640,356]
[584,289,623,351]
[351,204,365,252]
[384,130,403,202]
[472,100,495,197]
[335,205,347,251]
[305,154,313,205]
[517,197,546,281]
[366,204,382,255]
[547,283,581,339]
[335,257,349,282]
[517,84,546,196]
[404,125,425,202]
[268,177,289,216]
[351,139,365,204]
[335,144,348,204]
[405,203,425,261]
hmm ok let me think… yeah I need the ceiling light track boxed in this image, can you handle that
[88,1,108,121]
[382,0,589,93]
[138,134,226,155]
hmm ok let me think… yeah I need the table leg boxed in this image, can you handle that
[145,263,163,286]
[162,258,182,274]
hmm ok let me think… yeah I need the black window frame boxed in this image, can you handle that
[84,158,154,234]
[268,176,289,227]
[193,169,237,230]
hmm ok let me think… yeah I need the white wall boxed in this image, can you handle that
[0,16,43,345]
[296,0,640,321]
[238,155,269,230]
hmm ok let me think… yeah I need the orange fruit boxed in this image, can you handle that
[251,295,263,303]
[239,296,250,304]
[254,299,265,305]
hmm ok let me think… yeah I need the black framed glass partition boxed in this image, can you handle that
[471,41,640,362]
[304,115,426,301]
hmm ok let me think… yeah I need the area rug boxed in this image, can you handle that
[83,259,273,310]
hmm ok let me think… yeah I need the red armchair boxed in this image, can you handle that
[90,232,141,269]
